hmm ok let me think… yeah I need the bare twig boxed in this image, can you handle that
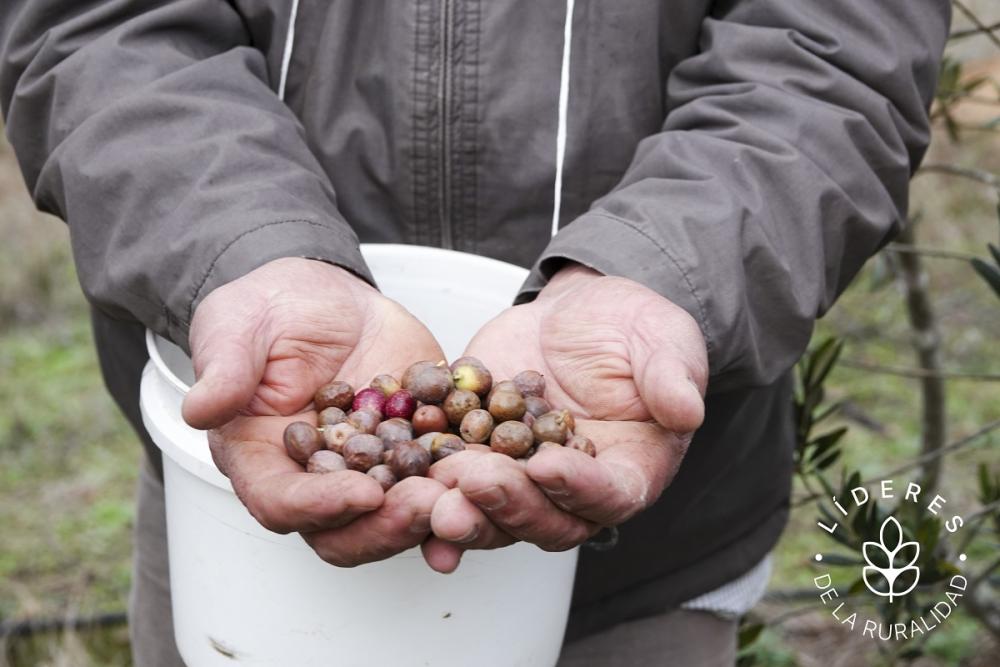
[884,242,981,262]
[952,0,1000,50]
[794,421,1000,505]
[838,359,1000,381]
[917,163,1000,194]
[876,419,1000,482]
[0,611,127,638]
[950,20,1000,41]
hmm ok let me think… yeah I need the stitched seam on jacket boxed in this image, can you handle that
[586,211,715,357]
[186,218,342,325]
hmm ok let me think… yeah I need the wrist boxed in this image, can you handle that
[540,262,603,298]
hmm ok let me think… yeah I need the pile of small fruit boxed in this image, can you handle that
[283,357,595,491]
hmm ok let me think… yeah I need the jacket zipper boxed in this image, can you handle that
[438,0,454,249]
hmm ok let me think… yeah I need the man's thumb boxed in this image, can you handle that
[182,334,267,430]
[631,313,708,435]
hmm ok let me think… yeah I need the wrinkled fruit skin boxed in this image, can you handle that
[513,370,545,398]
[442,389,481,426]
[384,390,417,420]
[415,431,440,452]
[367,464,397,491]
[565,434,597,457]
[343,434,385,472]
[387,440,432,479]
[370,374,402,397]
[430,433,466,461]
[532,411,571,445]
[323,422,359,454]
[375,417,414,448]
[318,406,348,427]
[412,405,449,435]
[307,450,347,474]
[403,362,454,403]
[314,381,354,412]
[486,380,517,404]
[560,409,576,433]
[487,390,526,422]
[347,408,381,435]
[523,396,551,419]
[489,420,534,458]
[283,421,324,464]
[460,409,494,444]
[451,357,493,397]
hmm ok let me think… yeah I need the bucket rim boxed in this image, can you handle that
[145,328,191,395]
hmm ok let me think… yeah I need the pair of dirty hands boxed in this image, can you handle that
[181,258,708,573]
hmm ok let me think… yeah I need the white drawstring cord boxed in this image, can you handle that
[279,0,571,232]
[551,0,575,238]
[278,0,301,101]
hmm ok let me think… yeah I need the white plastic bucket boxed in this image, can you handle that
[139,244,578,667]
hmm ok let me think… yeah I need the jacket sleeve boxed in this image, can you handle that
[0,0,374,350]
[518,0,950,393]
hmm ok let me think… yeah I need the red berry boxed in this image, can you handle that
[384,390,417,419]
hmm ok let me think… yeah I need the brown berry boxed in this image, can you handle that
[283,421,323,464]
[430,433,466,461]
[487,390,526,422]
[376,418,414,448]
[314,380,354,412]
[343,434,384,472]
[347,408,381,435]
[451,357,493,397]
[415,431,440,452]
[490,420,534,458]
[402,361,453,403]
[565,434,596,457]
[536,441,563,453]
[460,409,494,443]
[486,380,518,403]
[560,409,576,434]
[412,405,449,435]
[386,440,431,479]
[442,389,481,426]
[532,411,571,445]
[524,396,552,419]
[318,406,348,427]
[307,450,347,474]
[367,464,397,491]
[513,370,545,398]
[370,374,402,397]
[323,422,359,454]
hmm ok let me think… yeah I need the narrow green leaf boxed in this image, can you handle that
[815,448,843,471]
[818,553,863,566]
[971,258,1000,299]
[988,242,1000,268]
[738,622,764,649]
[979,463,992,502]
[806,338,844,389]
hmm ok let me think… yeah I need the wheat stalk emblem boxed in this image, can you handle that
[862,516,921,603]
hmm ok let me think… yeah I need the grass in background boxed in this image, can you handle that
[0,130,138,665]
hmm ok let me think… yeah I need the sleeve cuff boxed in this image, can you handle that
[516,211,715,360]
[161,218,373,350]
